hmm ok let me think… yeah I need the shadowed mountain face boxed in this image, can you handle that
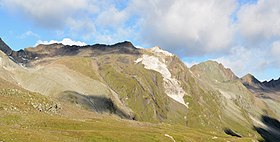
[254,115,280,142]
[263,78,280,90]
[241,74,263,88]
[241,74,280,101]
[57,91,133,119]
[242,74,280,92]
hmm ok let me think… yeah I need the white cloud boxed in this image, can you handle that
[215,46,271,77]
[1,0,131,43]
[130,0,237,56]
[1,0,89,29]
[271,41,280,56]
[66,18,97,40]
[36,38,86,46]
[237,0,280,43]
[95,6,128,28]
[271,41,280,67]
[215,0,280,78]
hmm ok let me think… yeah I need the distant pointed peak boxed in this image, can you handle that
[191,60,238,82]
[194,60,224,69]
[241,73,262,85]
[243,73,255,79]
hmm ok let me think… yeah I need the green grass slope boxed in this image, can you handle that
[0,87,256,142]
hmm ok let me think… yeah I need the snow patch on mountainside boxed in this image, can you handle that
[135,54,188,108]
[149,46,173,57]
[140,55,171,78]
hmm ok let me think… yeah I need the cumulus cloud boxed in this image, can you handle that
[130,0,237,56]
[215,0,280,78]
[1,0,129,41]
[95,6,128,28]
[214,46,271,77]
[271,41,280,56]
[237,0,280,44]
[271,41,280,67]
[66,17,97,40]
[36,38,86,46]
[1,0,88,29]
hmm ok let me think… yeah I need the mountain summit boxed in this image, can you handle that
[241,73,263,89]
[191,60,238,82]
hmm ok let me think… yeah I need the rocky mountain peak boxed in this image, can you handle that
[191,60,238,82]
[241,73,262,86]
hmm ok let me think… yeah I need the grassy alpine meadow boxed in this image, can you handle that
[0,88,258,142]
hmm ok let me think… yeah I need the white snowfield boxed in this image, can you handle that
[149,46,173,57]
[135,47,189,108]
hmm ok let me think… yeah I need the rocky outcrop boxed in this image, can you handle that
[241,74,265,90]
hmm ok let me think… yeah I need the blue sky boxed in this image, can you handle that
[0,0,279,81]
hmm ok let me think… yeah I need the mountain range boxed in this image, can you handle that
[0,38,279,142]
